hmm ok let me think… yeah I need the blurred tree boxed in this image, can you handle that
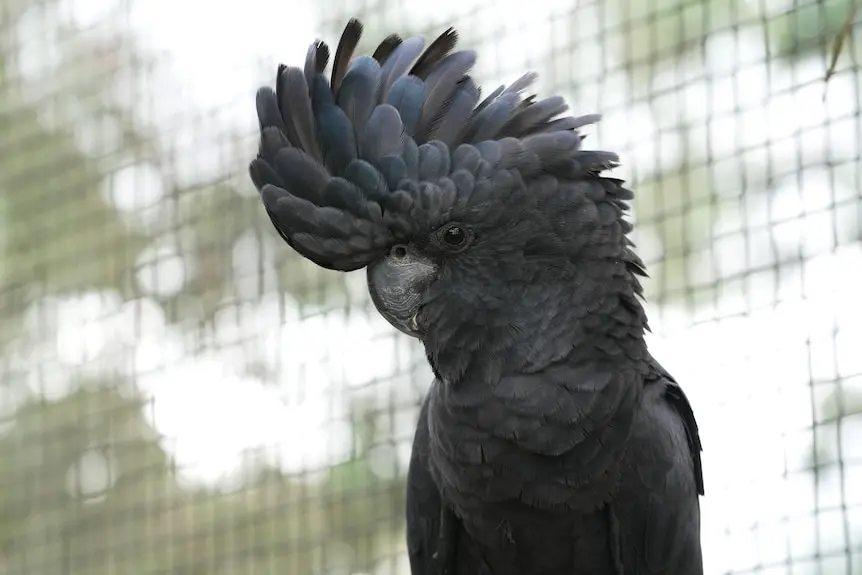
[769,0,858,62]
[0,0,408,573]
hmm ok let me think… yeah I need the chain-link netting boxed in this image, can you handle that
[0,0,860,572]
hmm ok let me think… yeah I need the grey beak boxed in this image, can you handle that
[366,244,437,337]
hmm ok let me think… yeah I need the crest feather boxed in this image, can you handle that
[249,18,620,271]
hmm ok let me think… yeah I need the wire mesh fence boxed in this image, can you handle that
[0,0,860,572]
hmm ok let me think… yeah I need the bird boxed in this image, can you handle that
[248,18,704,575]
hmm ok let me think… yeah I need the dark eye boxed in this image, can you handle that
[436,223,472,252]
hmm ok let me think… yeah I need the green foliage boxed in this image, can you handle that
[769,0,858,61]
[0,1,388,572]
[0,384,405,573]
[607,0,754,86]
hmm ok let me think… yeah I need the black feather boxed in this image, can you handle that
[372,34,403,63]
[331,18,363,97]
[410,27,459,79]
[304,40,330,87]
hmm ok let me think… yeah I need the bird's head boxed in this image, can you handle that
[250,19,646,375]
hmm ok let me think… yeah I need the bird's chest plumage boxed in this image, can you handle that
[424,378,618,562]
[425,377,544,507]
[420,368,643,574]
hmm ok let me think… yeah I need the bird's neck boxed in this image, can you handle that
[423,269,650,387]
[422,277,649,522]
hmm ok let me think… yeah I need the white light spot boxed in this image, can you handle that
[135,243,187,298]
[66,447,116,503]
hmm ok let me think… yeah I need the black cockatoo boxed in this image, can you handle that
[249,19,704,575]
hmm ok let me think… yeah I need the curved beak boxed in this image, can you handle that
[366,245,437,338]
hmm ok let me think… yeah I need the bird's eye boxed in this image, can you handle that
[435,223,472,252]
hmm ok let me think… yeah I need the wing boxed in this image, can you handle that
[613,358,703,574]
[406,393,492,575]
[406,395,446,574]
[650,356,704,497]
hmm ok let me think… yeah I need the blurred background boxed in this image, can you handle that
[0,0,860,573]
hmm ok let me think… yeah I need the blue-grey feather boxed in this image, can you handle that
[495,137,530,173]
[532,115,589,135]
[401,136,420,181]
[273,147,329,204]
[450,169,476,197]
[361,104,406,164]
[463,173,496,207]
[310,74,335,108]
[517,131,581,175]
[474,140,503,166]
[313,102,357,176]
[501,71,538,96]
[416,180,454,222]
[277,67,322,162]
[386,75,425,136]
[304,43,318,88]
[472,84,504,116]
[281,232,330,263]
[417,50,476,142]
[500,96,568,138]
[262,185,377,248]
[337,56,383,150]
[379,36,426,99]
[451,143,482,175]
[258,126,291,165]
[418,141,450,181]
[321,178,383,223]
[432,176,458,218]
[569,113,603,130]
[564,150,620,177]
[343,159,390,204]
[255,87,287,134]
[378,155,409,191]
[429,76,479,148]
[466,93,519,143]
[380,189,415,234]
[249,158,284,191]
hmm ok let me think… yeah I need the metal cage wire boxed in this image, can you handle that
[0,0,860,573]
